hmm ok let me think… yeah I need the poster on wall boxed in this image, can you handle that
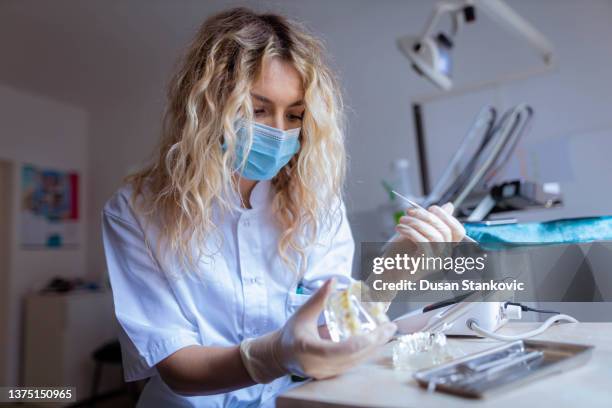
[20,164,80,248]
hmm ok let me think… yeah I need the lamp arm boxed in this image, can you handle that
[420,1,470,39]
[474,0,555,64]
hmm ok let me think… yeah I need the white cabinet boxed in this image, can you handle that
[23,290,121,402]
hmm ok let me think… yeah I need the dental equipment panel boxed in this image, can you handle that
[386,103,542,230]
[465,180,563,222]
[393,294,578,342]
[411,102,559,221]
[394,299,508,337]
[445,104,534,210]
[422,106,497,208]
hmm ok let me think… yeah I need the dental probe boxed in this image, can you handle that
[391,190,478,244]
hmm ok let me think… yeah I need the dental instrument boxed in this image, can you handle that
[451,104,533,211]
[394,295,579,342]
[391,190,478,243]
[414,340,593,398]
[422,106,497,208]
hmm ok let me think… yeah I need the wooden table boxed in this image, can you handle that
[277,323,612,408]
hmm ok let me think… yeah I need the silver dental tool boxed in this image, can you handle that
[391,190,478,243]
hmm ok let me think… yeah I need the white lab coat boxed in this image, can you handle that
[101,180,355,407]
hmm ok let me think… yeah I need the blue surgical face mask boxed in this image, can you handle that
[230,121,301,181]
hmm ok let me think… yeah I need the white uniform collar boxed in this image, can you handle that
[232,179,272,212]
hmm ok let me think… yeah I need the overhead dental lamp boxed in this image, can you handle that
[398,0,555,90]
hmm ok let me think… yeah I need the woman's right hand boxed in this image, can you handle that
[395,202,466,243]
[239,279,397,383]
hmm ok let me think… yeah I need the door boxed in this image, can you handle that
[0,159,13,385]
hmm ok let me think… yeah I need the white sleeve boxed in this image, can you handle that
[102,206,201,381]
[299,201,356,294]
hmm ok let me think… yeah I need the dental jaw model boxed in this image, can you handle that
[324,281,390,342]
[392,332,454,370]
[324,281,455,370]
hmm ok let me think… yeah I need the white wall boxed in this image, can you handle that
[0,83,89,385]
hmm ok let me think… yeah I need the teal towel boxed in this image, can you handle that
[465,216,612,244]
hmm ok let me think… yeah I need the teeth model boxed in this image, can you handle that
[324,281,390,342]
[392,331,453,370]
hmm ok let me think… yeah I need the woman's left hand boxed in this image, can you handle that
[395,202,466,243]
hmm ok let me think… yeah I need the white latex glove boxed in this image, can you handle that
[239,279,397,383]
[396,202,466,243]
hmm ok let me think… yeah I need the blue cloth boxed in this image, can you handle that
[465,216,612,244]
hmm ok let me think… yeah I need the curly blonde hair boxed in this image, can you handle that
[128,7,346,277]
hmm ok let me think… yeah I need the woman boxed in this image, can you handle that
[102,7,465,407]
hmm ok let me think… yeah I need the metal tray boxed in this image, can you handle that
[413,339,593,398]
